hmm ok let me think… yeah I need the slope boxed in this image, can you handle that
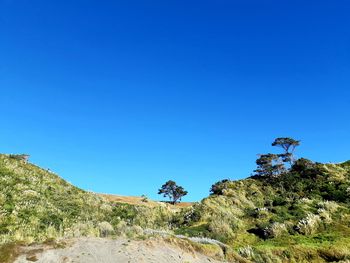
[177,159,350,262]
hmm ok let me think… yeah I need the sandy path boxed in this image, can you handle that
[15,237,225,263]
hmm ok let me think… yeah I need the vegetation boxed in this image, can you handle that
[158,180,188,204]
[254,137,301,178]
[0,154,182,245]
[271,137,300,164]
[210,179,230,195]
[1,136,350,262]
[0,242,21,263]
[175,138,350,262]
[254,153,286,178]
[8,154,29,163]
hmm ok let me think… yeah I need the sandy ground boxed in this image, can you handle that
[14,237,225,263]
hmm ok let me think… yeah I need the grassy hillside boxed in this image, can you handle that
[0,154,181,245]
[0,154,111,243]
[2,153,350,262]
[178,159,350,262]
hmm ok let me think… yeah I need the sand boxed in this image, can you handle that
[14,237,225,263]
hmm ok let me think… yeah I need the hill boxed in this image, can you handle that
[1,153,350,262]
[0,154,190,243]
[0,154,219,262]
[0,154,111,244]
[176,159,350,262]
[98,193,193,208]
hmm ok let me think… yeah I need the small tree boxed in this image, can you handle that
[272,137,300,164]
[254,153,286,178]
[158,180,188,205]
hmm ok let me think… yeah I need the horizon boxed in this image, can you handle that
[1,1,350,201]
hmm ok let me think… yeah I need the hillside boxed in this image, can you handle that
[0,154,188,244]
[0,154,112,244]
[1,153,350,262]
[0,154,226,262]
[177,159,350,262]
[98,193,193,208]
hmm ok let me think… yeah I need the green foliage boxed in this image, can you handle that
[340,160,350,168]
[0,154,197,248]
[209,179,229,195]
[2,152,350,262]
[0,154,113,243]
[271,137,300,154]
[183,154,350,261]
[158,180,188,204]
[175,223,211,237]
[254,153,286,178]
[268,158,350,203]
[0,154,178,244]
[254,138,301,178]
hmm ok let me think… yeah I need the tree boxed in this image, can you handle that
[254,153,286,178]
[272,137,300,164]
[158,180,188,204]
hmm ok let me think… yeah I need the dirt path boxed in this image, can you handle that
[14,237,225,263]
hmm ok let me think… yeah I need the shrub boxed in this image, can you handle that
[317,200,339,213]
[141,195,149,202]
[340,160,350,168]
[246,207,269,218]
[67,222,99,238]
[210,179,230,195]
[346,187,350,196]
[182,205,201,225]
[125,225,143,238]
[317,209,332,224]
[264,222,288,238]
[318,246,350,262]
[98,222,114,237]
[208,217,234,242]
[291,158,316,174]
[272,196,287,206]
[296,213,321,235]
[238,245,255,259]
[114,220,128,235]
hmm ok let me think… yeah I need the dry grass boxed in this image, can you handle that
[0,243,21,263]
[97,193,193,208]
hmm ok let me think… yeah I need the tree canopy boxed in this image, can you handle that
[158,180,188,204]
[272,137,300,164]
[272,137,300,153]
[254,153,286,178]
[254,137,301,178]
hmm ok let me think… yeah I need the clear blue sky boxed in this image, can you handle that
[1,1,349,201]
